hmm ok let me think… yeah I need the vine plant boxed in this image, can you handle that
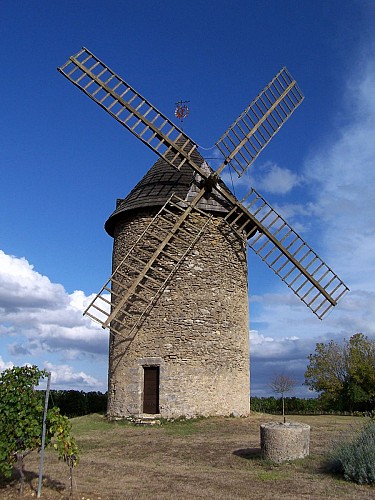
[0,365,79,495]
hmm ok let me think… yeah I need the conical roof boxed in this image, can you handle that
[105,148,232,237]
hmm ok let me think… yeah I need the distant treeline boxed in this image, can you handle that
[46,392,370,418]
[48,390,107,417]
[250,396,372,415]
[251,396,325,415]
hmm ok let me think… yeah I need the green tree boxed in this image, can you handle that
[0,365,79,495]
[304,333,375,412]
[346,333,375,403]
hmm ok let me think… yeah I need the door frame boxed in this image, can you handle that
[142,365,160,414]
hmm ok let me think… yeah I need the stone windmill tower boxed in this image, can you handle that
[103,152,250,418]
[59,48,349,419]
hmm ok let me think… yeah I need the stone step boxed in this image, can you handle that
[133,414,161,426]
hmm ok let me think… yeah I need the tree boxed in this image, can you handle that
[304,333,375,412]
[0,365,79,495]
[269,373,297,423]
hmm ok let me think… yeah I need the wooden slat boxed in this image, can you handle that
[231,187,349,318]
[83,195,212,332]
[60,49,348,320]
[216,67,304,177]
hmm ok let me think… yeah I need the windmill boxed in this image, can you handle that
[58,48,348,419]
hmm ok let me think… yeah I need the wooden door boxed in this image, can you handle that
[143,366,159,414]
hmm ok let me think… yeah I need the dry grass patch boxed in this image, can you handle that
[0,413,373,499]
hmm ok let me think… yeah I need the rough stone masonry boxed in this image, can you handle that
[105,154,251,419]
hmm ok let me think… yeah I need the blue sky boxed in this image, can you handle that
[1,0,375,396]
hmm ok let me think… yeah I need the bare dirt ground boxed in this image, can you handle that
[0,413,373,499]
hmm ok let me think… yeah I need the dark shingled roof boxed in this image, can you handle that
[105,148,233,237]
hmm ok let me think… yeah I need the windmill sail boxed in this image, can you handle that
[224,188,349,318]
[58,47,198,172]
[216,67,304,178]
[84,195,212,335]
[58,49,301,185]
[59,48,348,321]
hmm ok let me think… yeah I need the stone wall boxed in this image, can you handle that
[107,209,250,419]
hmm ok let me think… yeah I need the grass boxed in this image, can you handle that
[161,416,206,436]
[256,469,291,481]
[1,413,374,499]
[70,412,112,433]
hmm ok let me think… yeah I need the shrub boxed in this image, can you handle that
[0,366,80,494]
[327,420,375,485]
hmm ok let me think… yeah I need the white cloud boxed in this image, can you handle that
[0,356,13,371]
[0,250,68,310]
[250,329,274,345]
[249,329,318,397]
[304,60,375,282]
[44,362,102,389]
[0,250,107,353]
[250,59,375,395]
[0,251,108,388]
[252,161,302,195]
[221,160,302,198]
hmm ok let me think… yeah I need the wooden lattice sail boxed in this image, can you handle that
[58,48,349,418]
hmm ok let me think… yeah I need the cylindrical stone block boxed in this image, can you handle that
[260,422,310,463]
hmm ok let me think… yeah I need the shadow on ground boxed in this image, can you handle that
[0,467,66,496]
[233,447,262,460]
